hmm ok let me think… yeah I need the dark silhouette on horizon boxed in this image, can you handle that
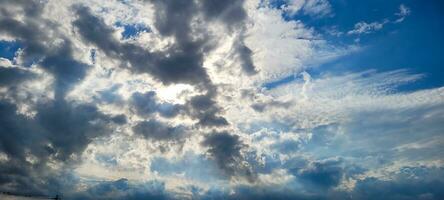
[1,191,61,200]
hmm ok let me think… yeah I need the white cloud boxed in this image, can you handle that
[282,0,332,17]
[348,4,411,35]
[347,20,388,35]
[394,4,411,23]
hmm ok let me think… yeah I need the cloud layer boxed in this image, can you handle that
[0,0,443,199]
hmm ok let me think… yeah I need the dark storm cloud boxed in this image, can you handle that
[296,158,344,189]
[71,178,172,200]
[200,0,247,27]
[40,42,90,99]
[0,98,126,194]
[73,5,210,87]
[239,89,292,112]
[96,84,124,104]
[199,0,258,75]
[129,89,227,127]
[0,0,45,17]
[201,131,256,181]
[0,0,96,194]
[0,0,107,162]
[72,2,256,127]
[349,166,444,200]
[73,3,230,130]
[0,66,36,86]
[251,99,292,112]
[0,2,115,194]
[0,0,53,61]
[130,91,182,118]
[71,6,121,55]
[0,14,48,64]
[198,186,323,200]
[36,101,125,161]
[236,41,258,75]
[130,91,158,116]
[65,165,444,200]
[0,2,91,99]
[133,120,185,141]
[0,3,113,194]
[0,102,45,193]
[186,94,228,127]
[151,0,196,41]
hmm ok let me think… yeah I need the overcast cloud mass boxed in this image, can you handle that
[0,0,444,199]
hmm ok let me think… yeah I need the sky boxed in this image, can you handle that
[0,0,443,199]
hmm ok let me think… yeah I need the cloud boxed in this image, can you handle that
[130,91,182,118]
[133,120,186,142]
[200,0,247,27]
[150,153,223,182]
[72,3,233,128]
[349,166,444,200]
[300,0,332,17]
[0,99,123,196]
[348,4,411,35]
[184,93,228,127]
[296,158,343,189]
[72,5,209,86]
[0,66,36,86]
[0,2,90,99]
[347,21,387,35]
[235,39,258,75]
[274,0,332,18]
[394,4,411,23]
[0,0,443,199]
[201,131,256,182]
[71,179,172,200]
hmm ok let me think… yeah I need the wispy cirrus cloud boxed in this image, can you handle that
[348,4,411,35]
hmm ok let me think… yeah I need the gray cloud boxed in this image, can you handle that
[235,40,258,75]
[250,99,292,112]
[296,158,344,190]
[133,120,185,141]
[71,178,172,200]
[0,97,126,195]
[348,166,444,200]
[199,0,258,75]
[73,5,210,87]
[150,153,224,182]
[198,186,323,200]
[0,2,112,195]
[200,0,247,29]
[0,2,90,99]
[201,131,256,182]
[73,5,231,128]
[40,42,90,99]
[0,66,36,86]
[130,91,182,118]
[186,94,229,127]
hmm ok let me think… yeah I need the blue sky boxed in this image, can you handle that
[265,0,444,91]
[0,40,21,61]
[0,0,444,200]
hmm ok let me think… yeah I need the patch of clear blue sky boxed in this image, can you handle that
[264,0,444,91]
[0,40,21,61]
[115,22,150,39]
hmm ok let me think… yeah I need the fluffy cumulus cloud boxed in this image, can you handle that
[0,0,443,199]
